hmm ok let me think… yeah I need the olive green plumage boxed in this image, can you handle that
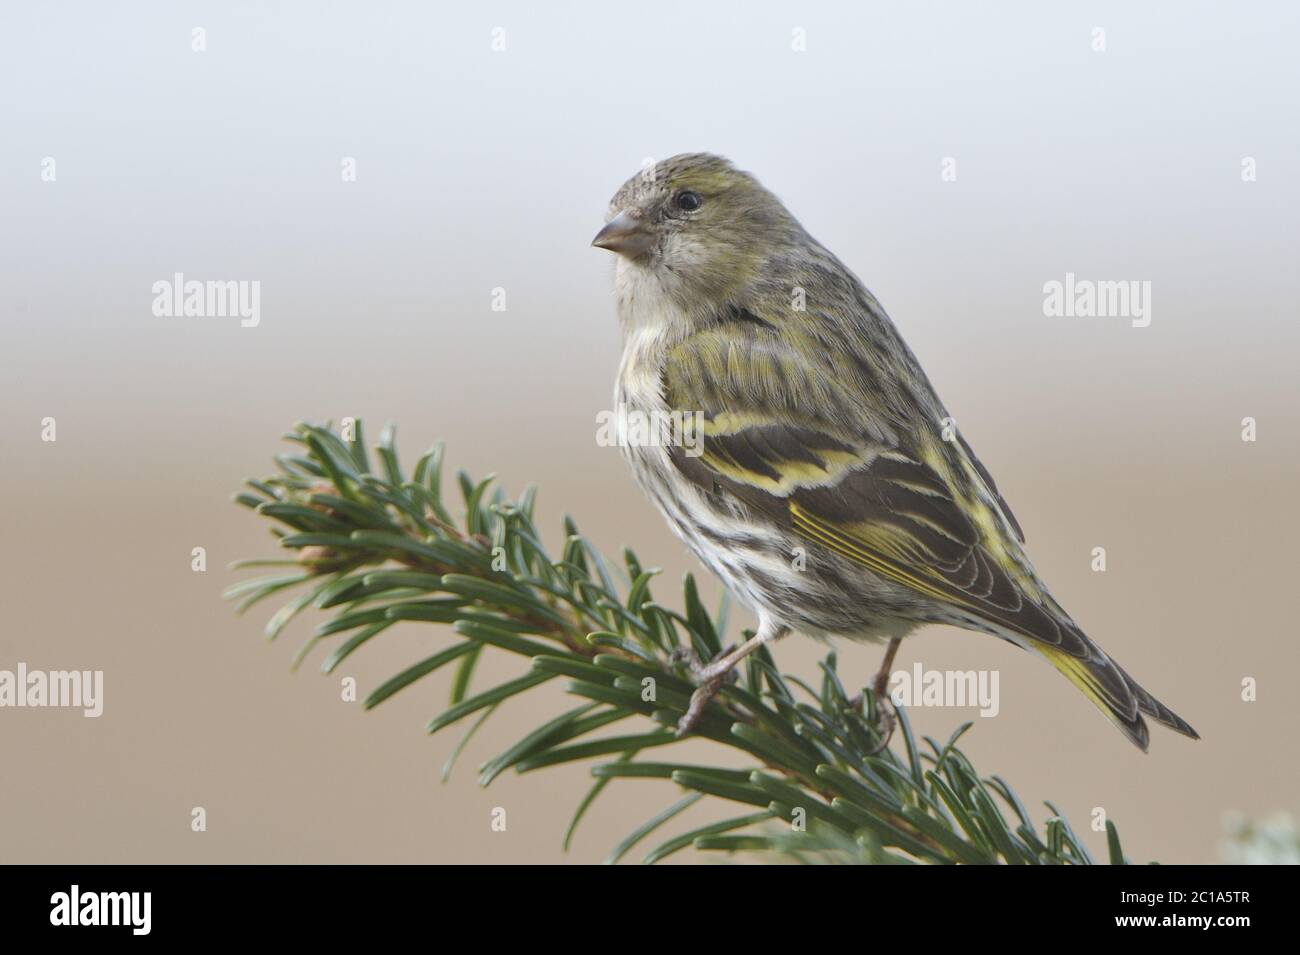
[593,153,1197,750]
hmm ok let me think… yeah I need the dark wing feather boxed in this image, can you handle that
[660,327,1162,741]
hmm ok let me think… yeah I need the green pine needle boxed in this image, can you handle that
[228,421,1143,865]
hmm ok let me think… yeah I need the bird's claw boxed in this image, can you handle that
[668,646,702,672]
[862,689,896,755]
[671,645,739,736]
[676,677,725,737]
[670,645,739,685]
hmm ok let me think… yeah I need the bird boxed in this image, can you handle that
[591,152,1198,751]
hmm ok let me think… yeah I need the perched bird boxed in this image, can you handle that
[592,153,1197,750]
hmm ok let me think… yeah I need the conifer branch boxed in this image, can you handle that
[227,421,1138,865]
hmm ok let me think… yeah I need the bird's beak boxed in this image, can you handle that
[591,210,654,258]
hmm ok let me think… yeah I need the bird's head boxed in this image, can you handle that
[592,153,801,307]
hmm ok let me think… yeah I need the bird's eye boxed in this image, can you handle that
[674,190,703,212]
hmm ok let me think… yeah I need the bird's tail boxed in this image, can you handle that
[1035,641,1199,751]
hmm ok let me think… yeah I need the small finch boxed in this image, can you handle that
[593,153,1197,750]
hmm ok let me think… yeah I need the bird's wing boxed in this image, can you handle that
[661,325,1144,725]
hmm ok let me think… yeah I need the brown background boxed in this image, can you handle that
[2,2,1297,864]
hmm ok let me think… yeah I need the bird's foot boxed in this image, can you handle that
[864,692,896,755]
[859,636,902,755]
[668,646,703,673]
[670,645,740,737]
[676,677,726,736]
[848,673,897,755]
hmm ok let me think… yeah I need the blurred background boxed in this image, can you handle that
[1,1,1297,864]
